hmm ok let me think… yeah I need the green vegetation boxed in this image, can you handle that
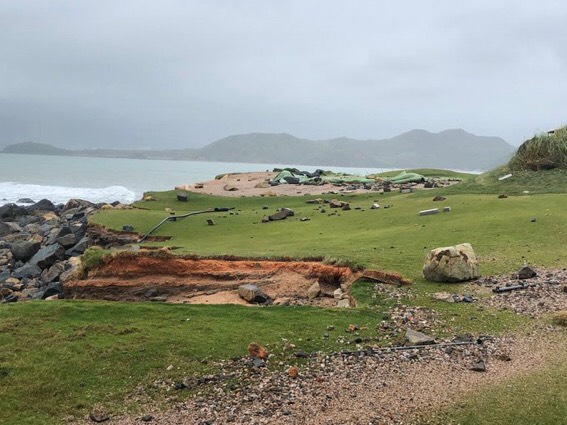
[91,190,567,277]
[429,353,567,425]
[0,301,382,424]
[509,126,567,171]
[2,164,566,424]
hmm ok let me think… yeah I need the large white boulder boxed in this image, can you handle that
[423,243,479,282]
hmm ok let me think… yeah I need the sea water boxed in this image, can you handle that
[0,153,403,206]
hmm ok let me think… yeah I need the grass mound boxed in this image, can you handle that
[509,126,567,171]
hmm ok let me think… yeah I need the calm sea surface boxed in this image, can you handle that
[0,153,402,205]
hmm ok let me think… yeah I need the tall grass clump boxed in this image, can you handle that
[509,126,567,171]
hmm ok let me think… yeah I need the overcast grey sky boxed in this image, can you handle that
[1,0,566,149]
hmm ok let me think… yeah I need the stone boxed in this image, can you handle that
[371,203,380,209]
[57,233,77,248]
[206,219,215,226]
[300,217,310,222]
[248,342,268,359]
[405,328,435,345]
[141,415,154,422]
[333,288,344,299]
[89,411,110,423]
[11,241,41,262]
[13,263,42,279]
[30,244,65,269]
[307,282,321,299]
[498,194,508,199]
[329,199,345,208]
[223,184,238,192]
[59,257,82,282]
[443,207,452,212]
[40,262,65,284]
[0,223,16,238]
[423,243,479,283]
[194,183,204,189]
[268,208,294,221]
[122,225,134,232]
[471,360,486,372]
[288,366,299,378]
[432,196,446,201]
[27,199,56,212]
[41,282,62,299]
[518,265,537,280]
[418,208,439,216]
[176,192,188,202]
[17,198,35,204]
[400,187,412,194]
[336,299,350,308]
[238,284,270,303]
[0,203,29,219]
[306,198,324,204]
[341,203,351,211]
[65,236,90,257]
[433,292,455,302]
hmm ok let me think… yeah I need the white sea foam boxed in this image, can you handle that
[0,182,139,206]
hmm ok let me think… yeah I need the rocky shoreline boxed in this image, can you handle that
[0,198,131,303]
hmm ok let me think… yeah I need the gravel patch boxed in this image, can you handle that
[105,328,565,425]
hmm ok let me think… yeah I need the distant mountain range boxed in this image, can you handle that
[1,129,515,170]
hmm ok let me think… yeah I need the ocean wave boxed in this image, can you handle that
[0,182,139,206]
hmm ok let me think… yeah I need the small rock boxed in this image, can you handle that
[141,415,154,422]
[432,196,446,201]
[405,328,435,346]
[248,342,268,359]
[471,360,486,372]
[288,366,299,378]
[518,265,537,280]
[89,411,110,423]
[307,282,321,299]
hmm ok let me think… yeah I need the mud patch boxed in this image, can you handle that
[65,252,406,305]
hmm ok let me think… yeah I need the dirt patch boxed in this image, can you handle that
[64,252,405,305]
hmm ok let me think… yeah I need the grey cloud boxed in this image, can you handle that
[1,0,567,149]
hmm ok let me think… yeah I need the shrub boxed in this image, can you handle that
[509,126,567,171]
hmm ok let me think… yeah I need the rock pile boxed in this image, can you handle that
[0,199,116,302]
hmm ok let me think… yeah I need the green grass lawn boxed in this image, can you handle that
[2,169,566,424]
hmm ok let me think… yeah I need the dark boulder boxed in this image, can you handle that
[11,241,41,262]
[0,223,16,238]
[30,244,65,269]
[518,266,537,280]
[176,192,188,202]
[267,208,295,221]
[57,233,77,248]
[41,281,62,299]
[13,263,42,279]
[0,203,29,220]
[17,198,35,204]
[40,262,66,284]
[65,236,90,257]
[26,199,56,213]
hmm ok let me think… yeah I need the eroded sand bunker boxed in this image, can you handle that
[64,252,391,306]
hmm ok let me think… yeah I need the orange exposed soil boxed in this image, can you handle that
[64,253,409,305]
